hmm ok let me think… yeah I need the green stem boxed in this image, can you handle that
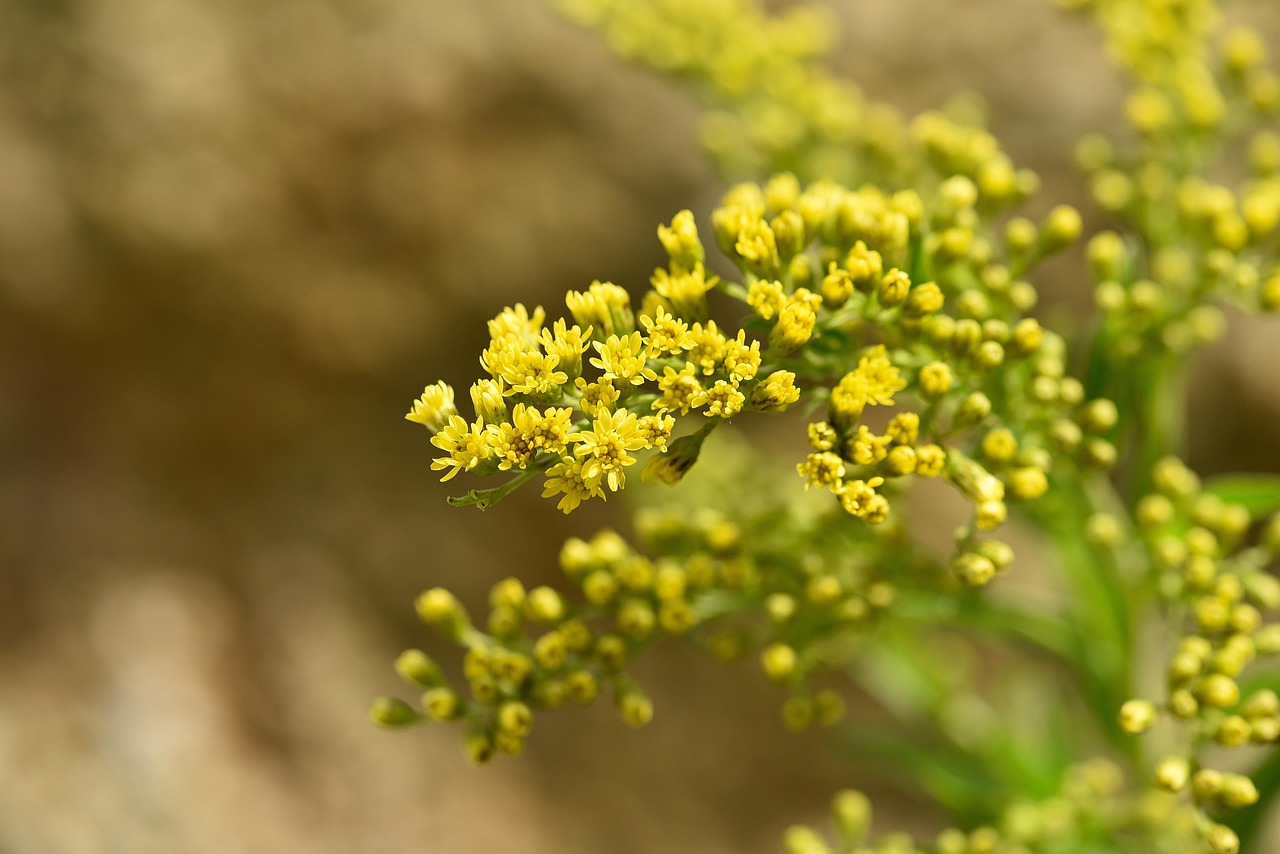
[1025,469,1138,761]
[1130,352,1188,502]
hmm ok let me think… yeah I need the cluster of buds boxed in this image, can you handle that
[1110,458,1280,853]
[373,437,966,754]
[556,0,1044,201]
[782,760,1206,854]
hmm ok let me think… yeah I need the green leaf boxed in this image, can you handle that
[1204,475,1280,517]
[447,466,542,509]
[844,726,1003,819]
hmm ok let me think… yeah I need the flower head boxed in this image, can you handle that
[406,382,457,432]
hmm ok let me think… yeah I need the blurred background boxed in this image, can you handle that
[2,0,1280,851]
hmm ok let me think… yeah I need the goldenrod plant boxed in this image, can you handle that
[372,0,1280,850]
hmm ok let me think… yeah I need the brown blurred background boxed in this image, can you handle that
[2,1,1279,852]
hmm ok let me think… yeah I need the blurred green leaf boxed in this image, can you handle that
[845,726,1003,819]
[1204,475,1280,516]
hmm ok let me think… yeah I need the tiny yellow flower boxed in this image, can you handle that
[566,280,634,338]
[430,415,494,482]
[486,303,545,345]
[651,263,718,319]
[885,412,920,447]
[687,320,729,375]
[808,421,837,451]
[917,361,953,399]
[734,217,779,274]
[797,451,845,493]
[820,264,854,308]
[750,370,800,412]
[654,364,703,415]
[697,380,746,418]
[839,477,889,523]
[539,319,592,379]
[769,288,820,353]
[590,332,658,386]
[406,381,457,432]
[747,279,786,320]
[571,409,647,492]
[639,306,692,357]
[847,425,890,466]
[915,444,946,477]
[723,330,762,384]
[469,378,507,425]
[844,241,883,294]
[542,455,603,514]
[572,377,617,418]
[636,413,676,452]
[657,209,704,271]
[830,345,905,423]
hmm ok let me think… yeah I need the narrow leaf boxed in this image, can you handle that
[1204,475,1280,517]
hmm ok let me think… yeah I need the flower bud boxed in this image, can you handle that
[1118,699,1158,734]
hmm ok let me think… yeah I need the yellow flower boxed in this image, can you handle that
[904,282,944,317]
[747,280,786,320]
[486,404,543,471]
[687,320,729,375]
[636,413,676,452]
[917,361,953,399]
[820,264,854,308]
[506,351,569,399]
[487,304,545,345]
[697,380,746,418]
[839,477,889,523]
[571,409,647,492]
[542,455,603,514]
[723,331,762,384]
[430,416,493,482]
[847,425,890,466]
[469,378,507,425]
[885,412,919,446]
[590,332,658,386]
[735,217,779,275]
[639,306,693,357]
[769,288,820,353]
[877,269,911,307]
[830,345,905,423]
[573,375,618,416]
[916,444,946,477]
[651,263,718,319]
[798,451,845,493]
[712,197,764,256]
[654,364,703,415]
[481,338,567,400]
[406,381,457,432]
[844,241,883,293]
[657,209,705,271]
[540,319,593,380]
[808,421,837,451]
[566,280,634,338]
[750,370,800,412]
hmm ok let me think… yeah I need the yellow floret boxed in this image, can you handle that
[406,381,458,432]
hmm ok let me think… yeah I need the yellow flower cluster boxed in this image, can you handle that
[408,207,808,513]
[411,166,1097,525]
[554,0,1037,204]
[371,476,926,757]
[1066,0,1280,369]
[694,173,1103,566]
[783,760,1206,854]
[1107,456,1280,854]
